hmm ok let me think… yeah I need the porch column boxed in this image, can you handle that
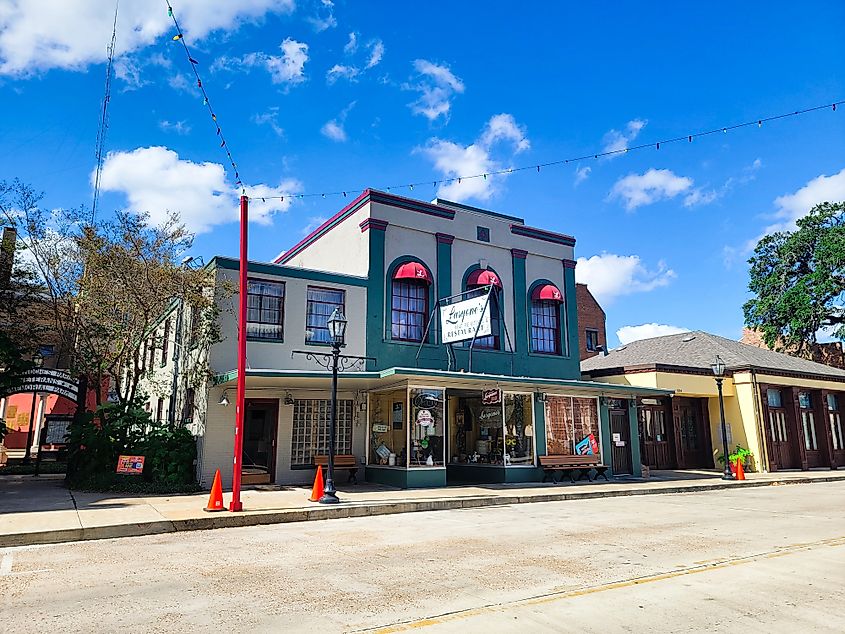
[360,218,388,370]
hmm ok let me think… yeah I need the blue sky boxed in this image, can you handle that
[1,1,844,346]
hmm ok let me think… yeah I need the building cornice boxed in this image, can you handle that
[510,224,577,247]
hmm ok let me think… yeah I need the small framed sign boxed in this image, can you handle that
[481,389,501,405]
[372,423,389,433]
[116,455,145,475]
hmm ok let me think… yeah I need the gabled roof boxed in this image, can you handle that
[581,330,845,381]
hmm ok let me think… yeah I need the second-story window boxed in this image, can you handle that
[530,283,564,355]
[306,286,345,344]
[391,261,431,342]
[465,269,502,350]
[585,329,599,352]
[247,279,285,341]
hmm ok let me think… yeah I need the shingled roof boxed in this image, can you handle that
[581,330,845,381]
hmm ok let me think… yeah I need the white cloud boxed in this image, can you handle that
[0,0,295,76]
[366,39,384,69]
[264,38,309,85]
[608,168,695,210]
[406,59,465,122]
[300,216,328,236]
[764,167,845,235]
[601,119,647,158]
[113,56,147,91]
[97,146,300,234]
[306,0,337,32]
[575,253,676,305]
[320,101,356,142]
[616,323,690,345]
[167,73,194,93]
[326,63,359,84]
[417,114,529,202]
[574,165,591,186]
[344,32,359,55]
[252,108,284,137]
[321,120,346,142]
[158,120,192,135]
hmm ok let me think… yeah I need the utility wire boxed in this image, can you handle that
[91,0,120,223]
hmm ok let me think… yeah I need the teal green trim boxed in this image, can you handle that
[526,278,566,357]
[504,466,544,483]
[366,227,387,371]
[628,399,642,477]
[534,395,547,456]
[436,238,452,300]
[599,403,613,473]
[562,264,579,360]
[434,197,524,223]
[365,466,447,488]
[210,256,368,287]
[511,254,528,360]
[385,255,437,344]
[446,465,506,484]
[246,336,284,343]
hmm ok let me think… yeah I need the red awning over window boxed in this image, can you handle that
[467,269,502,288]
[393,261,431,284]
[531,283,563,302]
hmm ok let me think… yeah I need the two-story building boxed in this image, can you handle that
[153,190,670,489]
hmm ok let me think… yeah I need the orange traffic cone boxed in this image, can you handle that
[309,465,324,502]
[204,469,226,512]
[735,459,746,481]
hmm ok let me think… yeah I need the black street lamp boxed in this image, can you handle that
[711,355,734,480]
[292,308,373,505]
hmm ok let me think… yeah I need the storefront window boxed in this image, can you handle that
[448,389,505,465]
[545,396,601,459]
[368,389,408,467]
[504,393,534,465]
[409,388,445,467]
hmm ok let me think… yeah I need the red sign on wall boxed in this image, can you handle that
[116,455,145,475]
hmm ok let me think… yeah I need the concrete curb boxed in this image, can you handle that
[3,474,844,548]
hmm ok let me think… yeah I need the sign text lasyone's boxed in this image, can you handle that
[440,294,492,344]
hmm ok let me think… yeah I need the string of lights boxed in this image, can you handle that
[245,100,842,203]
[162,1,841,205]
[164,0,244,193]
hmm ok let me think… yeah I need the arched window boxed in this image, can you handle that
[530,283,564,355]
[466,268,502,350]
[391,261,431,342]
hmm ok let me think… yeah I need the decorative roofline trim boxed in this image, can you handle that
[510,223,577,247]
[583,362,845,384]
[275,189,456,265]
[511,248,528,260]
[435,232,455,245]
[562,258,577,269]
[360,218,389,233]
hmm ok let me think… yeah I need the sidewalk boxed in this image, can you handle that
[2,469,843,548]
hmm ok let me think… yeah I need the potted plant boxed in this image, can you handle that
[717,444,752,474]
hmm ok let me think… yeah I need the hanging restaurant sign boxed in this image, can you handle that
[481,389,501,405]
[440,295,492,344]
[2,369,79,401]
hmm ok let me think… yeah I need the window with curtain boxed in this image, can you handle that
[247,279,285,341]
[466,286,500,349]
[531,300,561,354]
[391,279,428,342]
[305,287,345,344]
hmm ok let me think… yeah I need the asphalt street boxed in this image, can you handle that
[1,481,843,633]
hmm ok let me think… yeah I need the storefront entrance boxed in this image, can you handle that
[242,399,278,485]
[674,397,713,469]
[639,398,676,470]
[609,402,633,475]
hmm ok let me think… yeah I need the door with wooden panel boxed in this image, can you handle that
[798,391,825,468]
[675,397,710,468]
[765,388,799,470]
[639,401,675,469]
[827,393,845,467]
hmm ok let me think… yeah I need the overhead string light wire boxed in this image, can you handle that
[165,0,244,193]
[242,99,842,203]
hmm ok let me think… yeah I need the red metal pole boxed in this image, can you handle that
[230,194,248,512]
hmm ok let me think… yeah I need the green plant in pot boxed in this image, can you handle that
[717,444,753,472]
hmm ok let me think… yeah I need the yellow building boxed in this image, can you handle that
[581,331,845,473]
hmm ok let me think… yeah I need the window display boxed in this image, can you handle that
[409,388,445,467]
[504,393,534,465]
[448,390,505,465]
[545,396,600,459]
[368,389,407,467]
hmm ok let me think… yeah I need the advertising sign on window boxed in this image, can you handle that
[440,295,492,344]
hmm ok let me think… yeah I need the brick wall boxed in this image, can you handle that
[741,328,845,370]
[576,283,606,361]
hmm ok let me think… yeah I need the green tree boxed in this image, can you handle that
[743,201,845,358]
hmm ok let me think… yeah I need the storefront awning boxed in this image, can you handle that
[393,261,431,283]
[467,269,502,288]
[531,283,563,302]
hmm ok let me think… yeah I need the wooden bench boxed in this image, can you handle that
[539,455,609,483]
[314,454,359,484]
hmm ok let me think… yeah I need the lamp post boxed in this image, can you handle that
[22,351,44,465]
[320,308,348,504]
[292,308,374,505]
[711,355,734,480]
